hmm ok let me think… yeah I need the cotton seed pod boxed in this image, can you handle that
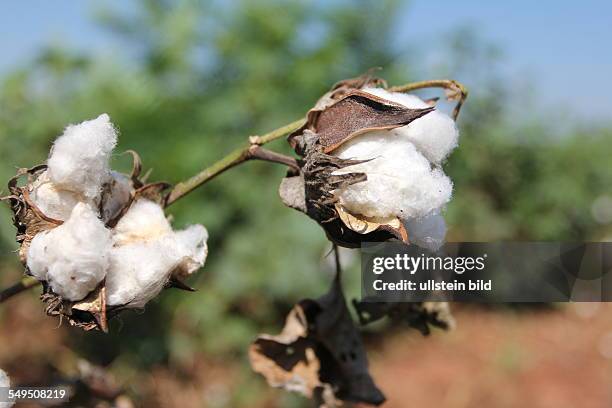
[2,114,207,332]
[280,75,435,248]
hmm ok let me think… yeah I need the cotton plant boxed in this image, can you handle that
[3,114,208,331]
[1,73,467,408]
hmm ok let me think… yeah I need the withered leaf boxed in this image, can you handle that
[335,204,409,245]
[353,300,455,336]
[250,276,385,407]
[312,91,433,153]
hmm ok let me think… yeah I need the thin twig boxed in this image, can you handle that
[389,79,468,120]
[0,276,39,303]
[164,118,305,206]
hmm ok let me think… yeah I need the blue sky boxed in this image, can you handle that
[1,1,610,121]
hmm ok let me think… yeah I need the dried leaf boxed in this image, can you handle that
[353,300,455,336]
[250,276,385,407]
[335,204,409,244]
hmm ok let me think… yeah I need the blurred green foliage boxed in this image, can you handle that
[0,0,610,404]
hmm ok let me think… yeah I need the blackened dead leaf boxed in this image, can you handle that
[353,300,455,336]
[250,275,385,407]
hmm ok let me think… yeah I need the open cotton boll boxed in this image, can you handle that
[403,212,447,252]
[0,368,14,408]
[112,199,172,245]
[334,131,453,219]
[47,113,117,200]
[362,87,459,164]
[26,202,112,301]
[30,171,87,220]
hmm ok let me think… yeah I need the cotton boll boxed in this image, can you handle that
[47,113,117,200]
[29,171,85,220]
[362,87,459,164]
[26,202,112,301]
[101,172,133,223]
[0,368,14,408]
[113,199,172,245]
[334,132,453,219]
[403,212,447,252]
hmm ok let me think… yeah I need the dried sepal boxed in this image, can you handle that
[249,275,385,407]
[353,300,455,336]
[2,165,63,264]
[41,283,108,332]
[335,204,409,245]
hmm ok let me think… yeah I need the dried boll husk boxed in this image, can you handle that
[281,75,434,247]
[2,165,64,265]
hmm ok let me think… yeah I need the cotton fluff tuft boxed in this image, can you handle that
[362,87,459,164]
[112,199,173,245]
[106,199,208,307]
[0,368,14,408]
[30,171,86,220]
[27,203,112,301]
[402,213,447,252]
[334,131,452,219]
[47,113,117,200]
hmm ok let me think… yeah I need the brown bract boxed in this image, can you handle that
[249,275,385,407]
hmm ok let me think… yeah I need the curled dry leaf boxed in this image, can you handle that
[249,276,385,407]
[353,300,455,336]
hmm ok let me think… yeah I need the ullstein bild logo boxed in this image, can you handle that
[361,242,612,302]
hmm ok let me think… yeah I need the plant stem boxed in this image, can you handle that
[389,79,468,120]
[0,276,39,303]
[164,118,305,206]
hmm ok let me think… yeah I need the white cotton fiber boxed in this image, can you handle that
[112,199,172,245]
[27,203,112,301]
[362,87,459,164]
[334,131,452,219]
[105,199,208,307]
[30,171,85,221]
[0,368,14,408]
[174,224,209,276]
[402,212,447,252]
[47,113,117,200]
